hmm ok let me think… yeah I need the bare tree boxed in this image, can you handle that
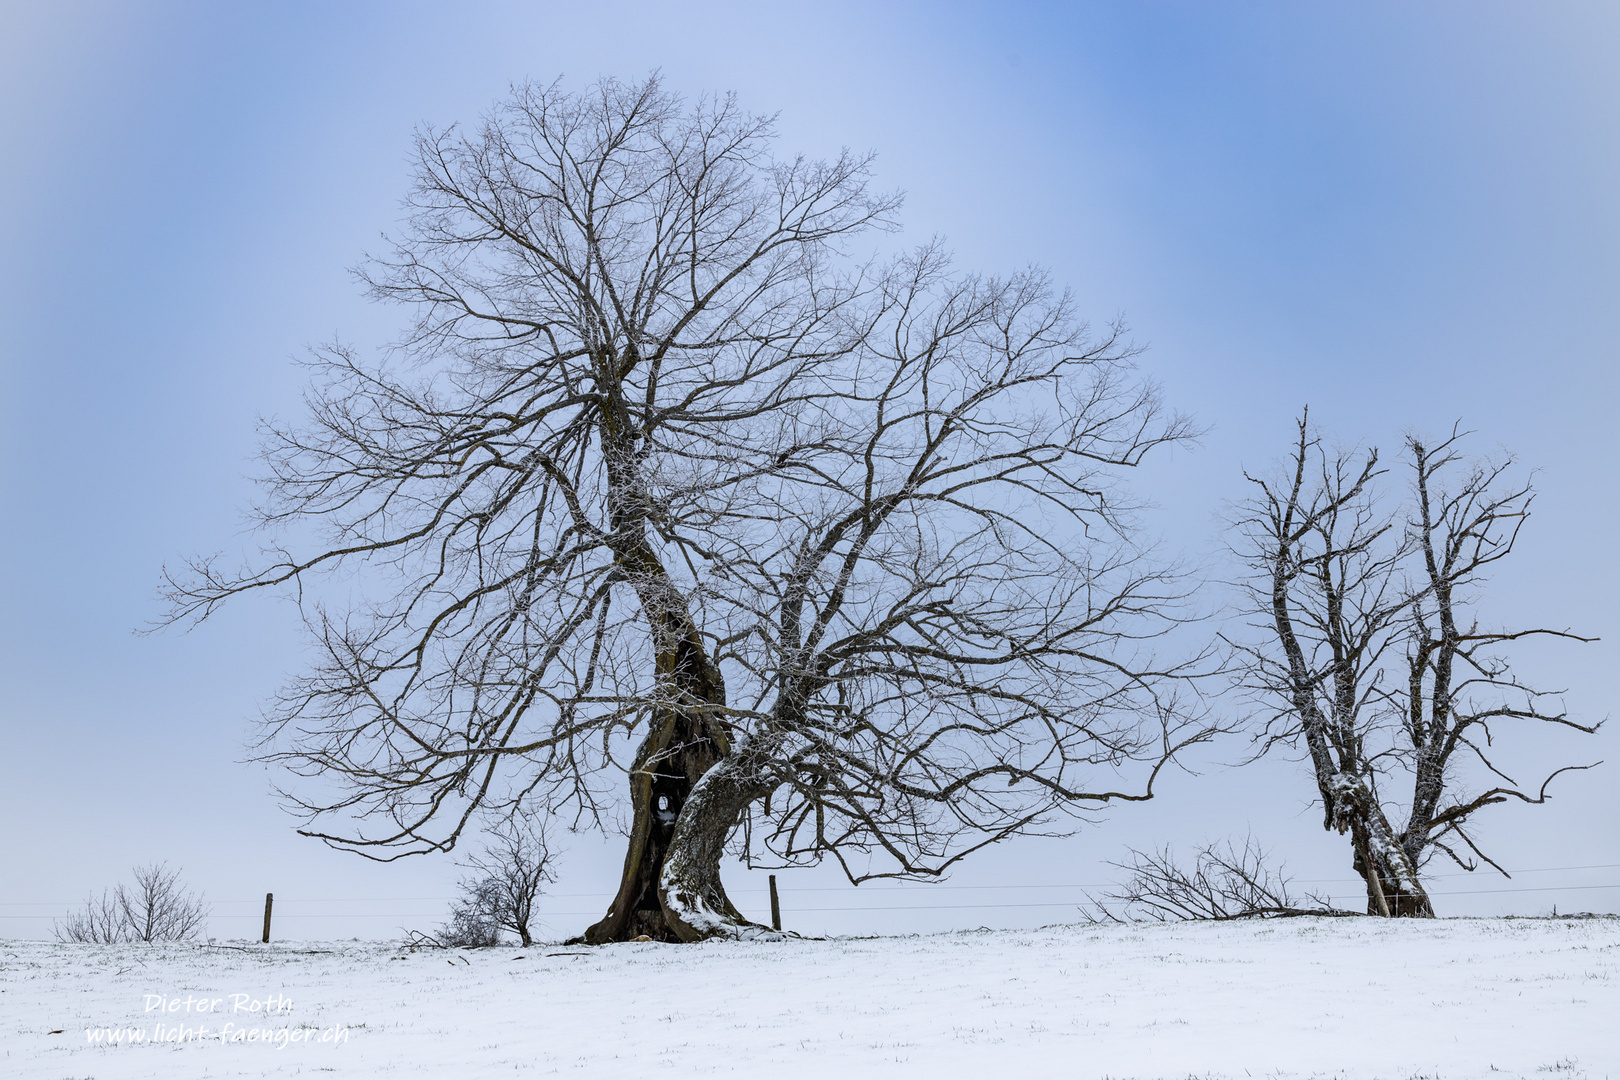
[55,864,209,943]
[1081,836,1353,922]
[162,75,896,940]
[1228,413,1600,916]
[160,75,1209,942]
[458,806,554,946]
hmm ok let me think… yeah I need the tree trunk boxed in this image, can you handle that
[1332,772,1435,918]
[657,736,780,942]
[584,408,744,943]
[582,630,734,943]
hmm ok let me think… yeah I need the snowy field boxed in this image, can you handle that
[2,917,1615,1080]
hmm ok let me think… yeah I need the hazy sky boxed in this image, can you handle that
[3,0,1616,941]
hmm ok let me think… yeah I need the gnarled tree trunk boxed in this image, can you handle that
[1330,772,1434,917]
[581,371,750,943]
[657,735,780,941]
[583,627,734,943]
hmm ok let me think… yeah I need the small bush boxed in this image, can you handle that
[55,863,209,943]
[436,879,505,947]
[1081,836,1356,922]
[408,808,555,948]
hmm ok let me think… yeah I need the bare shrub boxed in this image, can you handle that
[54,863,209,943]
[432,880,505,948]
[53,889,126,944]
[1082,837,1356,922]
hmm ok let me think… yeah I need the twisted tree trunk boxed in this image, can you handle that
[1331,772,1434,917]
[657,735,781,941]
[583,629,733,943]
[1261,436,1434,919]
[582,379,745,943]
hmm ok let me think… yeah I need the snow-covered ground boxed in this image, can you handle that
[3,917,1614,1079]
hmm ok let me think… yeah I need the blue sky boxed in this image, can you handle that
[2,1,1616,939]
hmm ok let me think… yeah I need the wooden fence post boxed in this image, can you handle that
[769,875,781,931]
[261,893,273,944]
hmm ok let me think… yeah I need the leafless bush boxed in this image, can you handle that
[54,889,125,944]
[1081,837,1356,922]
[401,918,497,950]
[429,880,505,948]
[54,863,209,943]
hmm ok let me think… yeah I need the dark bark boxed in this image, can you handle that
[1338,781,1434,917]
[583,632,732,943]
[583,391,739,942]
[657,736,780,941]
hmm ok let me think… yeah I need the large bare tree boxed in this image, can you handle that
[163,76,1208,942]
[165,76,893,939]
[1229,413,1599,916]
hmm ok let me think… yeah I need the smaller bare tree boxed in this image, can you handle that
[1081,836,1354,922]
[1228,413,1601,916]
[55,864,209,943]
[411,807,555,948]
[456,808,555,947]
